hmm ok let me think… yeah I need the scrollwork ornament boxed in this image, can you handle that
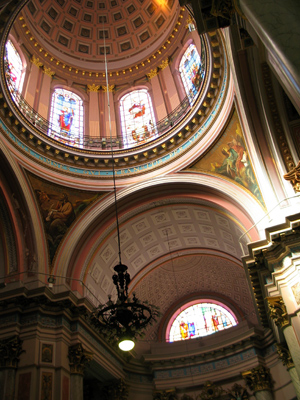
[276,342,294,369]
[242,365,273,393]
[68,343,93,375]
[0,336,24,368]
[267,296,289,328]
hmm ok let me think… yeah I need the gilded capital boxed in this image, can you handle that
[267,296,289,328]
[147,68,158,80]
[276,342,294,369]
[87,83,100,93]
[242,365,273,393]
[159,59,169,71]
[0,336,23,368]
[283,160,300,192]
[43,66,55,77]
[68,343,93,375]
[31,55,43,68]
[102,84,115,93]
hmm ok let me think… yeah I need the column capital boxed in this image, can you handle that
[147,68,158,80]
[102,84,115,93]
[242,365,273,393]
[267,296,289,328]
[31,55,43,68]
[159,59,169,71]
[87,84,100,93]
[68,343,93,375]
[276,342,294,370]
[43,66,55,78]
[0,336,23,368]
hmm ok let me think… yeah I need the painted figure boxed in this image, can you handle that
[46,193,75,237]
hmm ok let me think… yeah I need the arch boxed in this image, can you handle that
[119,88,157,148]
[48,87,84,145]
[4,38,26,95]
[166,299,238,342]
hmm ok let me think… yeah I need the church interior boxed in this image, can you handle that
[0,0,300,399]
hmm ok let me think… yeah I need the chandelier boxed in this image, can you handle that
[89,37,159,351]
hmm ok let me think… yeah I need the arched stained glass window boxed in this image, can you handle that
[120,89,157,148]
[179,43,203,104]
[167,301,238,342]
[48,88,83,146]
[4,40,25,94]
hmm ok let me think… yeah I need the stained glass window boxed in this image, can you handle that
[120,89,157,148]
[48,88,84,146]
[4,40,25,94]
[179,43,203,103]
[167,301,238,342]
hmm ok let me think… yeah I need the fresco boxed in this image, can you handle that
[188,110,264,207]
[27,173,106,263]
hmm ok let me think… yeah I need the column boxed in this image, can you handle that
[242,365,274,400]
[0,336,23,400]
[267,296,300,380]
[102,84,117,141]
[277,343,300,400]
[147,68,167,121]
[87,84,100,140]
[68,343,93,400]
[37,66,55,119]
[24,55,42,107]
[236,0,300,109]
[159,59,180,112]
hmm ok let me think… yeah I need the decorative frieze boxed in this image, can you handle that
[267,296,289,328]
[242,365,273,393]
[0,336,23,368]
[276,342,294,369]
[68,343,93,375]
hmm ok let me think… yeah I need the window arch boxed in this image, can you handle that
[179,43,202,104]
[48,88,84,146]
[4,39,25,95]
[167,300,238,342]
[119,89,157,148]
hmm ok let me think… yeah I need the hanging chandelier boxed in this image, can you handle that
[89,37,159,351]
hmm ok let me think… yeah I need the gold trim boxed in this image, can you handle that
[31,55,43,68]
[87,84,100,93]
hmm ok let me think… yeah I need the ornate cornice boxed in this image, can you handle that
[267,296,290,329]
[68,343,93,375]
[31,55,43,68]
[276,342,294,369]
[87,84,100,93]
[0,336,23,368]
[242,365,273,393]
[43,66,55,77]
[102,84,115,93]
[147,68,159,80]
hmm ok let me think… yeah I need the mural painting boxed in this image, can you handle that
[27,173,106,262]
[188,110,264,207]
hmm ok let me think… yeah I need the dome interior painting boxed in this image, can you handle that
[0,0,300,399]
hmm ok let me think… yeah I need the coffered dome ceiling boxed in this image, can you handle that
[20,0,181,70]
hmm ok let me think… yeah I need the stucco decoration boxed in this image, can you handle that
[186,109,264,207]
[27,172,106,262]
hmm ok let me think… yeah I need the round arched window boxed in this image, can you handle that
[167,300,238,342]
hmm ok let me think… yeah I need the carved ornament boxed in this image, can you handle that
[153,389,177,400]
[87,84,100,93]
[242,365,273,393]
[159,59,169,71]
[31,55,43,68]
[283,160,300,192]
[227,383,248,399]
[267,296,289,328]
[43,66,55,77]
[147,68,158,80]
[0,336,24,368]
[68,343,93,375]
[210,0,235,20]
[276,342,294,369]
[196,381,224,399]
[102,84,115,93]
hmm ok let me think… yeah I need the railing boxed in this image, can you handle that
[4,62,206,151]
